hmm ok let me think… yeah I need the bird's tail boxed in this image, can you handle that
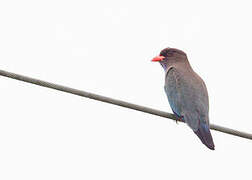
[194,122,215,150]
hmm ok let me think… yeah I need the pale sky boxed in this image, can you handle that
[1,0,252,179]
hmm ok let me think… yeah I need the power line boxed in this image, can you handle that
[0,69,251,140]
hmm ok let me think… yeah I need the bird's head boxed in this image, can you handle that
[151,48,187,70]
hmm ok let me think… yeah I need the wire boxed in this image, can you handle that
[0,69,251,140]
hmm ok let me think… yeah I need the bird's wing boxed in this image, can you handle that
[164,67,208,131]
[164,67,183,119]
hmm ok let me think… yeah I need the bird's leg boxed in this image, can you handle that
[175,117,180,124]
[175,116,184,124]
[172,111,183,124]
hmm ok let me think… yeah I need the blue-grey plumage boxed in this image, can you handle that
[152,48,215,150]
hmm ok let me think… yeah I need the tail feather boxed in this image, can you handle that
[194,123,215,150]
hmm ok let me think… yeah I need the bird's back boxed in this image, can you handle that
[165,65,214,149]
[164,65,209,131]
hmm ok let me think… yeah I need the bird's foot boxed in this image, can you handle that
[175,116,184,124]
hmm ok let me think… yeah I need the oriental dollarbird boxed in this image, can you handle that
[152,48,215,150]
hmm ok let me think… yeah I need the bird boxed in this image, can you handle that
[151,48,215,150]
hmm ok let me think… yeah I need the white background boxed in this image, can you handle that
[1,0,252,179]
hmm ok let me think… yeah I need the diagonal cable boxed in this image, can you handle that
[0,69,251,140]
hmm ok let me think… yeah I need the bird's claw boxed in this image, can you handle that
[175,116,184,124]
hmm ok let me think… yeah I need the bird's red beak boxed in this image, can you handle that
[151,56,165,62]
